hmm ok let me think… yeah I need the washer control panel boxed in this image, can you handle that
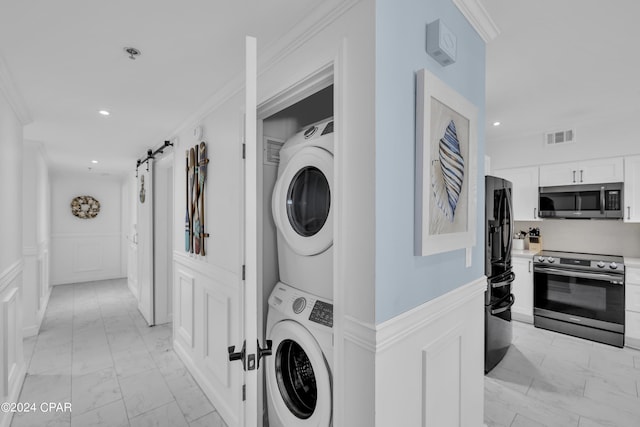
[269,283,334,329]
[309,300,333,328]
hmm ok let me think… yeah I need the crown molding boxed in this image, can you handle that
[452,0,500,42]
[170,0,361,139]
[0,54,32,125]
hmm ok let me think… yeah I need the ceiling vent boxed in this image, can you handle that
[545,129,575,146]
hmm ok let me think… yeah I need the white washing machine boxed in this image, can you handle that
[272,118,334,300]
[266,282,333,427]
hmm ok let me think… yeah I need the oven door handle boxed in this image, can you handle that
[534,266,624,283]
[491,294,515,315]
[490,272,516,288]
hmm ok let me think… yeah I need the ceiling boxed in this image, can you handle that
[483,0,640,145]
[0,0,320,175]
[3,1,638,176]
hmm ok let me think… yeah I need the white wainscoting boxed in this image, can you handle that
[0,260,26,427]
[22,243,51,337]
[173,252,242,427]
[51,232,123,285]
[342,277,486,427]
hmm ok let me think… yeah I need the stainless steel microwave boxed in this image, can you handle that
[538,182,624,219]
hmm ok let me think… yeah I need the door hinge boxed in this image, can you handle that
[242,143,246,159]
[242,384,246,401]
[242,265,246,280]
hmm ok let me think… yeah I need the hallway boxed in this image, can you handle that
[12,279,226,427]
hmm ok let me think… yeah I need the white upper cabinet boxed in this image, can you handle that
[493,166,540,221]
[624,155,640,223]
[539,157,623,186]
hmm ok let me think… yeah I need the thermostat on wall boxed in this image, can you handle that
[426,19,457,66]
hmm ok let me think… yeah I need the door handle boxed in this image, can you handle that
[573,170,576,183]
[533,207,537,218]
[491,294,515,315]
[628,206,631,220]
[528,260,531,273]
[229,340,272,371]
[580,169,584,182]
[228,341,247,370]
[257,340,273,369]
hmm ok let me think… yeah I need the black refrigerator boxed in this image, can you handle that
[485,176,516,373]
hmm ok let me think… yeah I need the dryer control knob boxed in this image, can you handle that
[293,297,307,314]
[304,126,317,139]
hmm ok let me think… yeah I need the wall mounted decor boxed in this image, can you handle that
[71,195,100,219]
[139,175,146,203]
[185,141,209,254]
[415,68,477,256]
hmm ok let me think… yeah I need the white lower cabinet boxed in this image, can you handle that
[625,266,640,349]
[624,268,640,349]
[511,256,533,323]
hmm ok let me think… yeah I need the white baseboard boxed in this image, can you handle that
[173,340,238,427]
[0,362,26,427]
[625,336,640,350]
[52,275,126,286]
[23,287,51,338]
[127,279,139,299]
[512,312,533,324]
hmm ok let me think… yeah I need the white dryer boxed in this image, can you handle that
[272,119,334,300]
[266,282,333,427]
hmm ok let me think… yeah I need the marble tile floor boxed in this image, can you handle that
[485,321,640,427]
[12,279,228,427]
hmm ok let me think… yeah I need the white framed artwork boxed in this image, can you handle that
[415,68,478,256]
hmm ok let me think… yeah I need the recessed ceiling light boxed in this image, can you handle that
[99,110,110,116]
[493,121,501,127]
[91,160,98,164]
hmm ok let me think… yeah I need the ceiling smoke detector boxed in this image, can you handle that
[124,47,141,60]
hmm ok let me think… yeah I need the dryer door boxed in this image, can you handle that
[272,146,333,256]
[266,320,331,426]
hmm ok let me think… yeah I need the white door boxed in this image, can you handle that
[231,35,261,426]
[153,154,174,324]
[137,162,154,325]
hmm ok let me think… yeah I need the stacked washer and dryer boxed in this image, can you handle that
[266,118,335,427]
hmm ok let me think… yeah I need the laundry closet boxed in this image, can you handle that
[257,78,335,426]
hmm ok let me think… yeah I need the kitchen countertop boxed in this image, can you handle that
[624,257,640,268]
[512,249,539,258]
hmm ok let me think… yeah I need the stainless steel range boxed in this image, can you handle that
[533,250,625,347]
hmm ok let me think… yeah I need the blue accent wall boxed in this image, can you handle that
[375,0,486,323]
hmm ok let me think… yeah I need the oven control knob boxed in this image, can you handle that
[597,261,606,268]
[537,256,545,262]
[610,262,618,270]
[547,257,555,263]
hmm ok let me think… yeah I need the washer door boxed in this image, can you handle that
[266,320,332,426]
[273,146,333,256]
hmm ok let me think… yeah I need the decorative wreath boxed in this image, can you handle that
[71,196,100,219]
